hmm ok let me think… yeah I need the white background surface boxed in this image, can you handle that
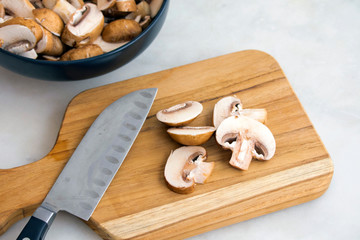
[1,0,360,239]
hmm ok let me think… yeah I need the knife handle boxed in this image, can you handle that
[17,206,56,240]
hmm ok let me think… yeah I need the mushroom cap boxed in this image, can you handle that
[33,8,64,37]
[216,116,276,160]
[60,44,103,61]
[156,101,203,127]
[167,126,215,146]
[102,19,141,43]
[213,96,242,129]
[61,3,104,47]
[0,24,36,54]
[164,146,214,194]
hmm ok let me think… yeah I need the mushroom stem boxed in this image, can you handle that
[229,134,255,170]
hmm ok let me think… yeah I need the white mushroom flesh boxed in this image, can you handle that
[164,146,214,193]
[1,0,35,19]
[156,101,203,126]
[0,24,36,54]
[216,116,276,170]
[213,96,242,129]
[67,3,103,38]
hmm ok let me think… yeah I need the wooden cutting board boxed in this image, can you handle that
[0,50,333,239]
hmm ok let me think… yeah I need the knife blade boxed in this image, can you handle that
[17,88,157,240]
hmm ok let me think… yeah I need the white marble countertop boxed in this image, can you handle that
[1,0,359,239]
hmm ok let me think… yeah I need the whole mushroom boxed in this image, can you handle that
[216,116,276,170]
[164,146,214,194]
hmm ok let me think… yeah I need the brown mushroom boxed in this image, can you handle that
[93,35,128,52]
[0,3,5,19]
[33,8,64,37]
[149,0,163,18]
[0,17,43,43]
[167,126,216,146]
[156,101,203,127]
[61,3,104,47]
[102,19,141,43]
[164,146,214,194]
[116,0,137,12]
[215,116,276,170]
[213,96,267,128]
[125,0,150,20]
[97,0,116,11]
[60,44,103,61]
[0,0,35,19]
[35,28,64,56]
[0,24,36,55]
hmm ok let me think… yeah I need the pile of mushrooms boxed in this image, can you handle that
[157,96,276,194]
[0,0,163,61]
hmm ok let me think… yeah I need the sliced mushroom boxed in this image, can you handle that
[68,0,85,9]
[102,19,141,43]
[19,48,37,59]
[0,17,43,43]
[33,8,64,37]
[42,0,57,9]
[125,0,150,20]
[0,24,36,54]
[213,96,267,128]
[213,96,242,129]
[156,101,203,127]
[116,0,137,12]
[216,116,276,170]
[60,44,103,61]
[164,146,214,194]
[35,28,64,56]
[149,0,163,18]
[29,0,44,9]
[167,126,216,146]
[0,0,35,19]
[97,0,116,10]
[93,35,128,52]
[52,0,77,24]
[0,3,4,19]
[61,3,104,47]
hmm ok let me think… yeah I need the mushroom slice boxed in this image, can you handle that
[156,101,203,127]
[213,96,242,129]
[93,35,128,52]
[60,44,103,61]
[61,3,104,47]
[1,0,35,19]
[0,24,36,54]
[19,48,37,59]
[52,0,77,24]
[164,146,214,194]
[149,0,163,18]
[0,3,4,19]
[33,8,64,37]
[125,0,150,20]
[213,96,267,128]
[216,116,276,170]
[68,0,85,9]
[0,17,43,43]
[97,0,116,10]
[167,126,216,146]
[42,0,57,9]
[35,28,64,56]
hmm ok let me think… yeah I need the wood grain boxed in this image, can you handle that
[0,50,333,239]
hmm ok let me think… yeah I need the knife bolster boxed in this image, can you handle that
[33,206,57,226]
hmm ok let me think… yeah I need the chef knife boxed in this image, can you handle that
[17,88,157,240]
